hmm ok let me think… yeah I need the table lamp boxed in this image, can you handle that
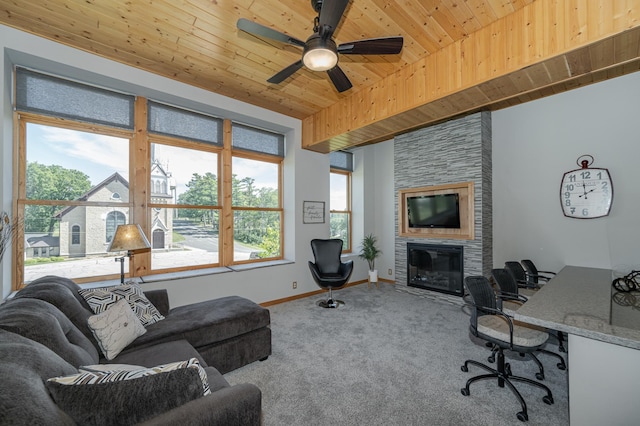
[107,224,151,283]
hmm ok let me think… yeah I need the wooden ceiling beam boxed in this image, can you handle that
[302,0,640,153]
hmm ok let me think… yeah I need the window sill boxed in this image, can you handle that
[140,259,293,283]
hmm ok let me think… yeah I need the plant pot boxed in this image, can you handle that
[368,269,379,289]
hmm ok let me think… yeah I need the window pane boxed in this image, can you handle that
[232,158,279,208]
[151,208,219,270]
[233,210,281,261]
[26,123,130,201]
[330,212,350,251]
[151,143,219,206]
[330,172,348,210]
[24,205,131,283]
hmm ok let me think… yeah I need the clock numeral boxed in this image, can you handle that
[582,208,589,216]
[565,198,571,206]
[565,184,574,191]
[568,174,577,183]
[601,181,609,195]
[570,207,576,214]
[580,171,591,179]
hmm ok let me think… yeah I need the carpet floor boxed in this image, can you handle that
[225,283,569,426]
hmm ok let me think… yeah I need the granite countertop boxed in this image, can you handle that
[513,265,640,350]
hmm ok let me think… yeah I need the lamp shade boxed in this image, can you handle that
[302,35,338,72]
[107,224,151,253]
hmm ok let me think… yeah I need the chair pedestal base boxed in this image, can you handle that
[318,299,344,308]
[461,348,554,422]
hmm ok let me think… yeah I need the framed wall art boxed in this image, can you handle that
[303,201,325,224]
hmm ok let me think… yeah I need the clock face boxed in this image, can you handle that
[560,167,613,218]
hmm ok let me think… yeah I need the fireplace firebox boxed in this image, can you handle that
[407,243,463,296]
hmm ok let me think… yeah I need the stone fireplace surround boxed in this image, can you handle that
[394,112,492,295]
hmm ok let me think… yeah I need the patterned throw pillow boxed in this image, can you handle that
[79,283,165,327]
[46,358,209,426]
[76,358,211,396]
[87,298,146,360]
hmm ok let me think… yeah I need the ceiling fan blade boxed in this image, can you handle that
[237,18,306,48]
[267,60,304,84]
[318,0,349,39]
[338,37,404,55]
[327,66,352,92]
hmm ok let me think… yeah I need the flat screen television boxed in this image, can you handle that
[407,193,461,229]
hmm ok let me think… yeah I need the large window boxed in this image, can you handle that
[13,68,284,288]
[329,151,353,252]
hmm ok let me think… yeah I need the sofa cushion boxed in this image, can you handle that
[108,339,207,367]
[13,275,98,350]
[0,298,99,367]
[47,361,205,426]
[0,329,77,426]
[87,299,147,360]
[79,283,165,326]
[131,295,270,350]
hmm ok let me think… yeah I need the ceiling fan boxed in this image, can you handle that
[237,0,403,92]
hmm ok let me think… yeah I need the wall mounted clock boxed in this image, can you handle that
[560,155,613,219]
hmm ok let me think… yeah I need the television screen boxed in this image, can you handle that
[407,193,460,228]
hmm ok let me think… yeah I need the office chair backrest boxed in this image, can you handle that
[310,239,344,275]
[464,276,498,332]
[505,261,527,285]
[521,259,543,284]
[492,268,519,295]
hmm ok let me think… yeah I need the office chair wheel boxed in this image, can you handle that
[535,372,545,380]
[557,362,566,370]
[543,395,554,405]
[461,388,470,396]
[461,365,468,372]
[487,354,495,363]
[516,412,528,422]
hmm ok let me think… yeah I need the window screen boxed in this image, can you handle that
[148,101,222,145]
[15,67,134,130]
[232,123,284,157]
[330,150,353,172]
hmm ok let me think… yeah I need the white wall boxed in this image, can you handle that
[492,71,640,274]
[0,25,376,303]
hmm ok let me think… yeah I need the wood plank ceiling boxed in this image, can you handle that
[1,1,639,153]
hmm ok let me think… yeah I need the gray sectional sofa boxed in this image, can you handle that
[0,275,271,425]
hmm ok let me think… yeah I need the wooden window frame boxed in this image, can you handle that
[329,169,352,253]
[12,99,285,290]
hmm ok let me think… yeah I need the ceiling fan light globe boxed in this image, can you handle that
[303,48,338,71]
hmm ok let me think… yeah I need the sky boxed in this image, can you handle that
[26,123,279,197]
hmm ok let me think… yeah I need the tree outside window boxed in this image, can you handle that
[330,170,351,252]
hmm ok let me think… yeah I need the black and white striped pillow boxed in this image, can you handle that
[52,358,210,396]
[79,283,165,327]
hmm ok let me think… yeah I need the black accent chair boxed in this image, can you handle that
[308,239,354,308]
[521,259,556,285]
[491,269,567,377]
[461,276,554,422]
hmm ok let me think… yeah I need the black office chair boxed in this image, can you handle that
[521,259,556,285]
[491,269,566,378]
[308,239,354,308]
[505,261,540,296]
[461,276,554,422]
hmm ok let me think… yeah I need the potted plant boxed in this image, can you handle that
[359,234,382,284]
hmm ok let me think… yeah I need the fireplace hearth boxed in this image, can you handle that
[407,243,463,296]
